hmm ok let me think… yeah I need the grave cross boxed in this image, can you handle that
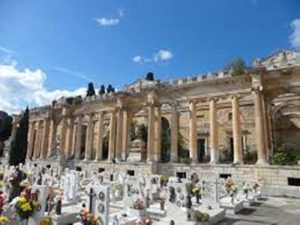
[88,187,96,213]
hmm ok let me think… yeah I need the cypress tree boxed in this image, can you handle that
[9,107,29,165]
[86,82,96,97]
[145,72,154,81]
[0,111,13,157]
[99,85,106,95]
[106,84,113,93]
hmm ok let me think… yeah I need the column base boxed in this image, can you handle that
[209,160,219,165]
[233,160,243,165]
[115,158,122,163]
[256,159,268,166]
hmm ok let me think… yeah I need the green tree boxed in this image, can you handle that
[9,107,29,165]
[137,124,148,143]
[130,121,137,141]
[226,58,246,76]
[0,111,13,157]
[86,82,96,97]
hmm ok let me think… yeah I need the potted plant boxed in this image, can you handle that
[128,198,146,218]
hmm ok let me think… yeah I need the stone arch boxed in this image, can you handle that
[270,93,300,153]
[127,106,149,162]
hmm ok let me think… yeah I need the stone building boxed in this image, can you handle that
[21,50,300,194]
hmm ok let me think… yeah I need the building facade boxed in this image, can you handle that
[22,51,300,194]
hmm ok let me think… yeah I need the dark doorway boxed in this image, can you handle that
[161,117,171,162]
[197,138,206,162]
[80,125,87,159]
[31,130,37,158]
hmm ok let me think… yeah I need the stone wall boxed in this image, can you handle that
[157,163,300,197]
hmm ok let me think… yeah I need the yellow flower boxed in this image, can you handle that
[21,202,32,212]
[18,197,27,204]
[0,216,10,224]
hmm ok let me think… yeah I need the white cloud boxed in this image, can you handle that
[95,17,120,26]
[52,66,92,82]
[132,49,174,64]
[0,64,85,114]
[0,46,17,55]
[154,49,173,62]
[290,19,300,49]
[132,55,143,64]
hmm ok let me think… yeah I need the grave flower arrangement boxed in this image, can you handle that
[242,182,251,194]
[79,205,100,225]
[0,192,9,225]
[136,216,154,225]
[253,182,259,193]
[38,217,53,225]
[0,215,10,225]
[14,187,41,220]
[131,198,145,210]
[224,177,237,197]
[194,210,210,223]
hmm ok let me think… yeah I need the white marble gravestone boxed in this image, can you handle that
[30,185,48,225]
[85,185,110,225]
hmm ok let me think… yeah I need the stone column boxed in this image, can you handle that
[115,108,123,162]
[74,115,83,160]
[40,118,50,159]
[232,95,243,164]
[27,121,35,159]
[189,101,197,163]
[108,110,116,161]
[153,106,161,162]
[33,120,42,159]
[121,110,129,161]
[65,117,75,159]
[85,113,94,161]
[47,119,56,158]
[95,111,104,161]
[253,89,268,164]
[209,98,218,164]
[262,96,272,159]
[59,111,68,159]
[147,104,155,163]
[171,104,179,162]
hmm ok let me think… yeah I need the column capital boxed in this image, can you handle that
[231,94,241,100]
[251,86,263,94]
[208,96,219,102]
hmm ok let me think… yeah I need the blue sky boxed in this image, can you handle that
[0,0,299,113]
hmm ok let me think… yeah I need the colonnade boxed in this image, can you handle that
[27,89,269,165]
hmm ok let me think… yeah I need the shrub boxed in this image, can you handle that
[219,148,233,163]
[178,157,192,165]
[272,142,298,165]
[272,152,297,165]
[243,146,257,164]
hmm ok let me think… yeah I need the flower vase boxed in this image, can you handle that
[245,192,248,200]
